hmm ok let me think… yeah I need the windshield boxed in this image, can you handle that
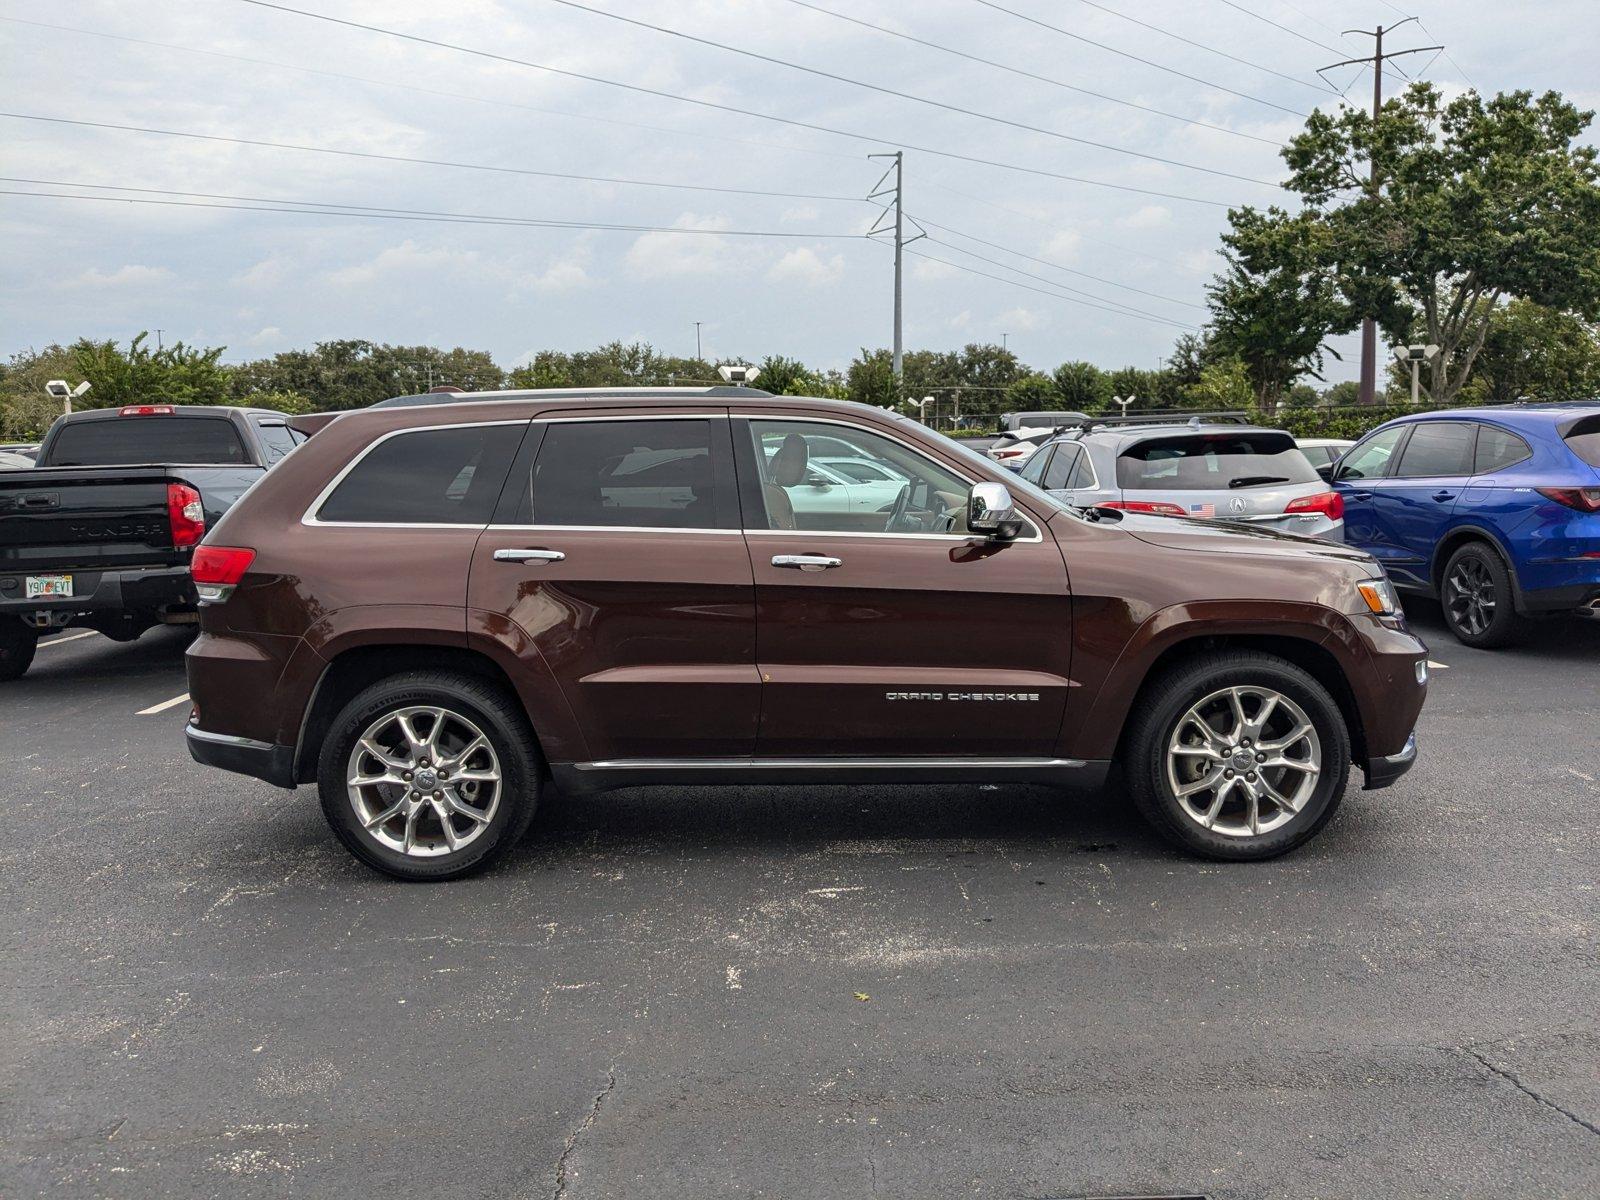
[1117,433,1319,491]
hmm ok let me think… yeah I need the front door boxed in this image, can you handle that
[1382,421,1476,589]
[468,413,759,761]
[734,416,1073,759]
[1334,424,1411,569]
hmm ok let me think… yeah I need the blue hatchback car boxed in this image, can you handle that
[1331,403,1600,646]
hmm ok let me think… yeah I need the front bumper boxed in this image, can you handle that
[0,564,194,617]
[1363,731,1417,790]
[186,724,297,790]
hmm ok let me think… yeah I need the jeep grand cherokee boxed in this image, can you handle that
[184,388,1427,880]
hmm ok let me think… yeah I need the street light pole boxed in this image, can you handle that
[694,321,703,362]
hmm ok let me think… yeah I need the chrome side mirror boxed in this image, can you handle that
[968,481,1023,540]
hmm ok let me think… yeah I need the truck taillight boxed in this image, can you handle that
[1098,499,1186,516]
[1536,486,1600,513]
[1285,490,1344,520]
[120,404,175,416]
[167,483,206,547]
[190,545,255,604]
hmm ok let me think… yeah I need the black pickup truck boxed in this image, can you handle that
[0,404,303,679]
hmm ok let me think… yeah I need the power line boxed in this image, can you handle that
[529,0,1282,187]
[0,112,860,202]
[228,0,1246,207]
[1214,0,1409,82]
[966,0,1309,116]
[910,217,1208,310]
[1375,3,1477,88]
[775,0,1279,145]
[0,181,868,238]
[1061,0,1333,94]
[903,246,1197,330]
[0,15,865,165]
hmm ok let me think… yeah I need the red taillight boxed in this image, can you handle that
[167,483,206,548]
[1536,486,1600,513]
[190,545,255,604]
[1285,490,1345,520]
[992,448,1026,459]
[1098,500,1187,516]
[120,404,175,416]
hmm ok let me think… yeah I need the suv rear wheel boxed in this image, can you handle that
[1440,542,1521,648]
[0,621,38,681]
[317,671,540,881]
[1126,651,1350,860]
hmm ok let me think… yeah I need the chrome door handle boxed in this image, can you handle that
[493,548,565,564]
[771,553,842,570]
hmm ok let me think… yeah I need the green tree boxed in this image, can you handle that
[1280,83,1600,404]
[72,332,231,408]
[1051,361,1110,412]
[233,340,503,410]
[1467,298,1600,403]
[1003,373,1057,411]
[846,348,898,409]
[1183,358,1255,411]
[1207,208,1343,415]
[1,344,82,438]
[755,355,845,398]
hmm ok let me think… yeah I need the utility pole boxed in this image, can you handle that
[868,151,925,394]
[694,321,703,362]
[1321,19,1442,405]
[155,328,164,350]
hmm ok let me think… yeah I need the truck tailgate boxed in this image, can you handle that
[0,467,183,574]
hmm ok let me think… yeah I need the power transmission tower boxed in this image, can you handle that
[1320,18,1442,405]
[867,151,926,393]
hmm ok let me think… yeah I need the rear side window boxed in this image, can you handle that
[317,425,521,524]
[1044,444,1093,489]
[1395,421,1476,477]
[47,416,247,466]
[1116,433,1318,491]
[523,419,725,529]
[252,417,303,465]
[1473,425,1532,473]
[1563,416,1600,467]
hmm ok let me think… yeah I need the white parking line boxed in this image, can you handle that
[1427,660,1450,669]
[137,692,191,716]
[39,631,96,648]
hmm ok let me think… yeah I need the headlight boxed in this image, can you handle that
[1356,576,1401,616]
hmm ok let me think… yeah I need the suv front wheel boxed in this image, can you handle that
[1126,651,1351,861]
[318,671,540,881]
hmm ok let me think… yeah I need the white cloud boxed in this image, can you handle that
[623,214,737,280]
[233,257,291,289]
[946,310,972,330]
[322,240,483,287]
[995,306,1046,332]
[244,325,283,346]
[1116,206,1174,231]
[779,205,820,224]
[67,264,173,289]
[910,257,960,282]
[766,247,844,286]
[1041,231,1082,262]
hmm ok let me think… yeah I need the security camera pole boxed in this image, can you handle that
[1113,394,1135,419]
[716,364,761,389]
[1393,344,1441,406]
[45,379,91,415]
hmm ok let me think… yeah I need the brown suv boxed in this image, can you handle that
[185,388,1427,879]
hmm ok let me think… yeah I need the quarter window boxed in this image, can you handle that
[317,425,521,524]
[525,419,725,529]
[746,419,970,535]
[1473,425,1532,473]
[1394,421,1476,478]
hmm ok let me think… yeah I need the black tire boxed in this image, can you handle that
[317,670,540,881]
[1125,650,1351,861]
[1439,542,1522,648]
[0,621,38,681]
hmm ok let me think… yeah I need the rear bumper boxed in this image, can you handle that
[1518,581,1600,615]
[1362,731,1417,790]
[185,724,297,790]
[0,564,193,617]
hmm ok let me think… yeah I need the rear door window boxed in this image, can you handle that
[47,416,248,466]
[1017,445,1054,486]
[519,419,730,529]
[1394,422,1476,478]
[317,424,522,524]
[1116,433,1318,490]
[1472,425,1532,473]
[1043,444,1085,490]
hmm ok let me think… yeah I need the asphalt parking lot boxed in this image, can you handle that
[4,606,1598,1199]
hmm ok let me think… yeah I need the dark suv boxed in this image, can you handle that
[185,388,1427,879]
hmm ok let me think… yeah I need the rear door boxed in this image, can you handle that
[1382,421,1477,588]
[468,412,759,761]
[735,414,1072,759]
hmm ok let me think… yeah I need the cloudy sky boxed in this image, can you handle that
[3,0,1596,379]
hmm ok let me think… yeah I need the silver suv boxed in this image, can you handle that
[1016,416,1345,540]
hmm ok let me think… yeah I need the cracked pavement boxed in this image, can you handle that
[3,604,1598,1198]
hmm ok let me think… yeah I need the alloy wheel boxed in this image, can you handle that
[346,705,502,857]
[1445,558,1496,637]
[1165,685,1322,838]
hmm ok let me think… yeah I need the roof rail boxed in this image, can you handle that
[371,385,775,409]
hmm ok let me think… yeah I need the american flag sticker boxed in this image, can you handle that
[1189,502,1215,517]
